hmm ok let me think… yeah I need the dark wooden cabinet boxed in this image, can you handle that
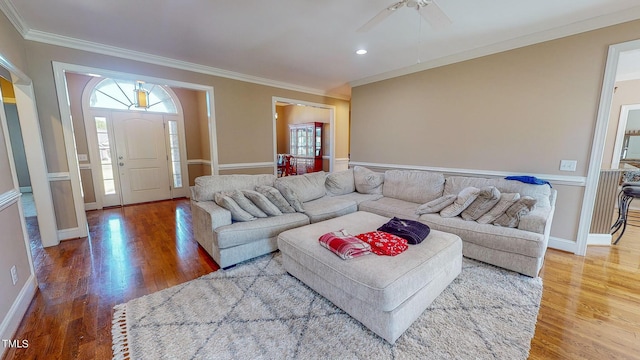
[289,122,323,174]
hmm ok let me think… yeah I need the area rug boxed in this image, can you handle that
[112,252,542,360]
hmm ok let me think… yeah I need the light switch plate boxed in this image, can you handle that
[560,160,577,172]
[77,154,88,162]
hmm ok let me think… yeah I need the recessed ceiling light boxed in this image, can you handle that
[356,49,367,55]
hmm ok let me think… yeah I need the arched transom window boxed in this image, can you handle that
[89,78,178,113]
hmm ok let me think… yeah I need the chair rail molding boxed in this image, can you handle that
[348,161,586,187]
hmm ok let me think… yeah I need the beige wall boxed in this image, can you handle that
[351,19,640,242]
[0,10,33,346]
[603,79,640,168]
[22,41,350,228]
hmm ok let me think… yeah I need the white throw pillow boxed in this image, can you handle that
[242,190,282,216]
[476,193,521,224]
[353,166,384,194]
[440,187,480,218]
[214,192,256,222]
[461,186,501,221]
[416,194,456,215]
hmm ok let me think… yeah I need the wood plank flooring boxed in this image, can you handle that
[3,199,640,359]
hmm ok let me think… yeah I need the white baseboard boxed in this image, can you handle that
[84,202,99,211]
[57,227,84,241]
[587,233,612,246]
[0,274,37,358]
[548,236,578,253]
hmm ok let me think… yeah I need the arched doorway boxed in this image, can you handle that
[81,77,189,208]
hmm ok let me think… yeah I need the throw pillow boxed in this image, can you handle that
[242,190,283,216]
[416,194,456,215]
[493,196,537,228]
[353,166,384,194]
[226,190,267,218]
[214,192,256,222]
[325,169,356,196]
[461,186,501,221]
[274,183,305,212]
[255,185,296,213]
[440,187,480,218]
[476,193,521,224]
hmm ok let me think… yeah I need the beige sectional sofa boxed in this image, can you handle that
[190,167,557,276]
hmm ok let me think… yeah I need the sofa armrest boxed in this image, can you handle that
[192,200,232,230]
[517,207,550,234]
[517,188,557,235]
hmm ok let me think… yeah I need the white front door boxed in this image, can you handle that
[112,112,171,205]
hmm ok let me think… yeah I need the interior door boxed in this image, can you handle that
[112,112,171,205]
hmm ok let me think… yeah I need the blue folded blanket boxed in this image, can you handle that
[377,217,431,245]
[505,175,552,188]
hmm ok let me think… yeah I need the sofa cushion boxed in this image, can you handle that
[419,213,546,258]
[226,190,268,218]
[353,166,384,194]
[359,197,420,220]
[444,176,551,208]
[242,190,283,216]
[494,196,537,228]
[214,193,256,222]
[325,169,356,196]
[274,184,305,213]
[302,197,358,224]
[192,174,275,202]
[461,186,501,221]
[275,172,327,203]
[440,187,480,218]
[330,192,383,205]
[476,193,520,224]
[382,170,445,204]
[255,185,296,213]
[215,213,310,249]
[416,194,456,215]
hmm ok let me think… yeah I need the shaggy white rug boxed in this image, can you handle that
[112,252,542,360]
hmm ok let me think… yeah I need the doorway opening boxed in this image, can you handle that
[580,38,640,254]
[272,97,336,177]
[81,76,189,208]
[52,62,218,239]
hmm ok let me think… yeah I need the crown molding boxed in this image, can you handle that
[0,0,28,36]
[351,6,640,88]
[22,29,350,100]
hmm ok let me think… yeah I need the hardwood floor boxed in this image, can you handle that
[2,199,217,360]
[3,199,640,359]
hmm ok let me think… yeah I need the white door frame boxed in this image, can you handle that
[0,55,59,247]
[611,103,640,168]
[52,62,218,239]
[272,97,336,175]
[578,38,640,256]
[81,78,189,209]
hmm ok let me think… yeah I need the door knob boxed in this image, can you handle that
[119,155,124,160]
[119,162,125,166]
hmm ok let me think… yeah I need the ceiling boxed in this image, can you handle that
[3,0,640,98]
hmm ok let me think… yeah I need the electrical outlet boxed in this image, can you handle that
[10,265,18,285]
[560,160,577,172]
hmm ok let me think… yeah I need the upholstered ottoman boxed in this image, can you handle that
[277,211,462,344]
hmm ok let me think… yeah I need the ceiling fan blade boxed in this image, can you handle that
[418,0,452,30]
[357,1,406,33]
